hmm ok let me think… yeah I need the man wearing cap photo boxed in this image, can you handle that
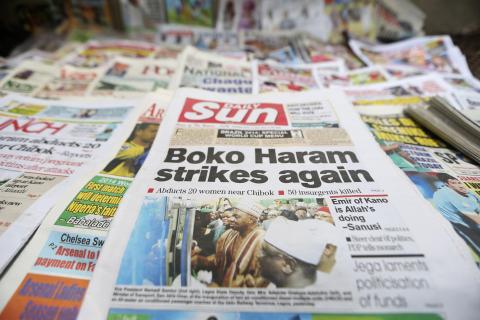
[191,199,266,287]
[258,217,339,288]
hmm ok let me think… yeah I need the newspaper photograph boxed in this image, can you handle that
[78,89,479,320]
[170,46,253,94]
[0,92,172,319]
[260,0,377,44]
[0,94,137,273]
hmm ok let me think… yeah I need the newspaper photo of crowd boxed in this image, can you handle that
[190,197,340,288]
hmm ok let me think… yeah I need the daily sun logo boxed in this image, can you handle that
[178,98,289,126]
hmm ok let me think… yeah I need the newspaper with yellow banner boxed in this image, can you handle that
[342,75,480,269]
[0,91,172,319]
[0,93,140,273]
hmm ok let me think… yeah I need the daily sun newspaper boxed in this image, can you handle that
[0,94,140,274]
[74,88,480,319]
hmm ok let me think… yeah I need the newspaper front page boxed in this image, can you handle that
[79,89,479,319]
[252,61,320,93]
[0,94,137,273]
[170,47,253,94]
[0,92,172,319]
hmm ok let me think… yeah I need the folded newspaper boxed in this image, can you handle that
[406,96,480,164]
[0,91,173,319]
[67,88,480,320]
[0,94,141,274]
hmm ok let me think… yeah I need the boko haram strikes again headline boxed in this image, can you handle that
[155,147,374,188]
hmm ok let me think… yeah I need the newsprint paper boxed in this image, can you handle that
[0,92,172,319]
[0,94,138,274]
[169,46,253,94]
[78,89,479,319]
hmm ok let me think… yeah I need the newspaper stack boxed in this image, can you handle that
[407,96,480,163]
[0,17,479,320]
